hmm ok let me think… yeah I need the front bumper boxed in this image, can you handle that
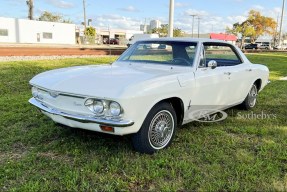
[29,98,134,127]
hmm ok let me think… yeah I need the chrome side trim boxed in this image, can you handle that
[28,98,134,127]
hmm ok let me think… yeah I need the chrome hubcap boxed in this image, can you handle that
[249,85,257,107]
[148,110,174,149]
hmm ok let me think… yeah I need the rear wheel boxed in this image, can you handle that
[240,84,258,110]
[132,102,177,154]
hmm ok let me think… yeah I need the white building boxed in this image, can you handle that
[0,17,76,45]
[150,20,161,30]
[140,24,150,33]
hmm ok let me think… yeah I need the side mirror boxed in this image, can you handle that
[207,60,217,69]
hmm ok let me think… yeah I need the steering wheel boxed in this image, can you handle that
[170,58,190,66]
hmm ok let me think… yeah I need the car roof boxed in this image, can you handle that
[137,37,232,44]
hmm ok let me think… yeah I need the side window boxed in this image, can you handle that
[203,44,242,67]
[185,45,196,61]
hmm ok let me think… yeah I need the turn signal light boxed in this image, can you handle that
[100,125,114,132]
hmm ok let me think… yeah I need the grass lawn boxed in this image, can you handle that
[0,54,286,191]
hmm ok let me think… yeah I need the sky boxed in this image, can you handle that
[0,0,285,34]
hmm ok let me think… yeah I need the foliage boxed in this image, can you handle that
[84,26,96,37]
[227,10,276,48]
[152,24,184,37]
[0,55,286,191]
[38,11,72,23]
[248,10,277,40]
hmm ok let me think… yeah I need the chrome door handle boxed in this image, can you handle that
[246,69,252,72]
[224,72,231,75]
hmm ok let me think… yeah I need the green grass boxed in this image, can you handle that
[0,54,286,191]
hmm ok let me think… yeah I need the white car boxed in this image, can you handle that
[29,38,269,154]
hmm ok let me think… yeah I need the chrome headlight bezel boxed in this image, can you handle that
[84,98,123,117]
[84,99,106,115]
[32,87,39,98]
[109,101,122,116]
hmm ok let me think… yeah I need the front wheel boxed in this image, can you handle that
[132,102,177,154]
[240,84,258,110]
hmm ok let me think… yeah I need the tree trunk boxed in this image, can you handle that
[241,36,246,49]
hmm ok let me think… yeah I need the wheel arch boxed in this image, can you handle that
[153,97,184,127]
[254,78,262,91]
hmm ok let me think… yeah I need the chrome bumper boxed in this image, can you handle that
[29,98,134,127]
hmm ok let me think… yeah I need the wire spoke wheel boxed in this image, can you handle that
[248,85,258,107]
[148,110,174,149]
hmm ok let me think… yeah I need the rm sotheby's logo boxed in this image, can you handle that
[188,109,228,122]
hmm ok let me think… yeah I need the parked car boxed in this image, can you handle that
[29,38,269,154]
[105,38,119,45]
[127,34,159,47]
[258,44,272,50]
[273,44,287,50]
[245,43,259,50]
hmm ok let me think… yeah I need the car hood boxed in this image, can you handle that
[30,64,182,98]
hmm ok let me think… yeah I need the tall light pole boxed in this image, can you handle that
[83,0,87,30]
[278,0,285,47]
[197,17,201,38]
[190,14,197,38]
[168,0,174,37]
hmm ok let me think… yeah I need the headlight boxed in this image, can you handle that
[85,99,122,117]
[32,87,39,97]
[93,100,104,114]
[85,99,105,114]
[109,102,121,116]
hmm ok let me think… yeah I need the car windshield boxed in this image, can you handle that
[118,41,197,66]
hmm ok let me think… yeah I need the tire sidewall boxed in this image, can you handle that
[242,84,258,110]
[132,102,177,154]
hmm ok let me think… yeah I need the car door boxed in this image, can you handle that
[192,43,232,111]
[225,62,256,105]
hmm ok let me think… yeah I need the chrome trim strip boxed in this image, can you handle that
[28,98,134,127]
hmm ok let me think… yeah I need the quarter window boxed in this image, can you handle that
[0,29,8,36]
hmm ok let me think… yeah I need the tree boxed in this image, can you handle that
[152,24,184,37]
[26,0,34,20]
[227,10,277,48]
[248,10,277,42]
[38,11,72,23]
[227,22,255,49]
[85,26,96,37]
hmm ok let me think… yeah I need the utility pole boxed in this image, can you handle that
[83,0,87,30]
[190,14,197,38]
[197,17,201,38]
[278,0,285,47]
[168,0,174,37]
[26,0,34,20]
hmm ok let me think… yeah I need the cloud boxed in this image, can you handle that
[252,5,265,11]
[119,6,139,12]
[45,0,74,9]
[175,2,189,8]
[184,9,209,17]
[93,14,141,30]
[227,15,247,24]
